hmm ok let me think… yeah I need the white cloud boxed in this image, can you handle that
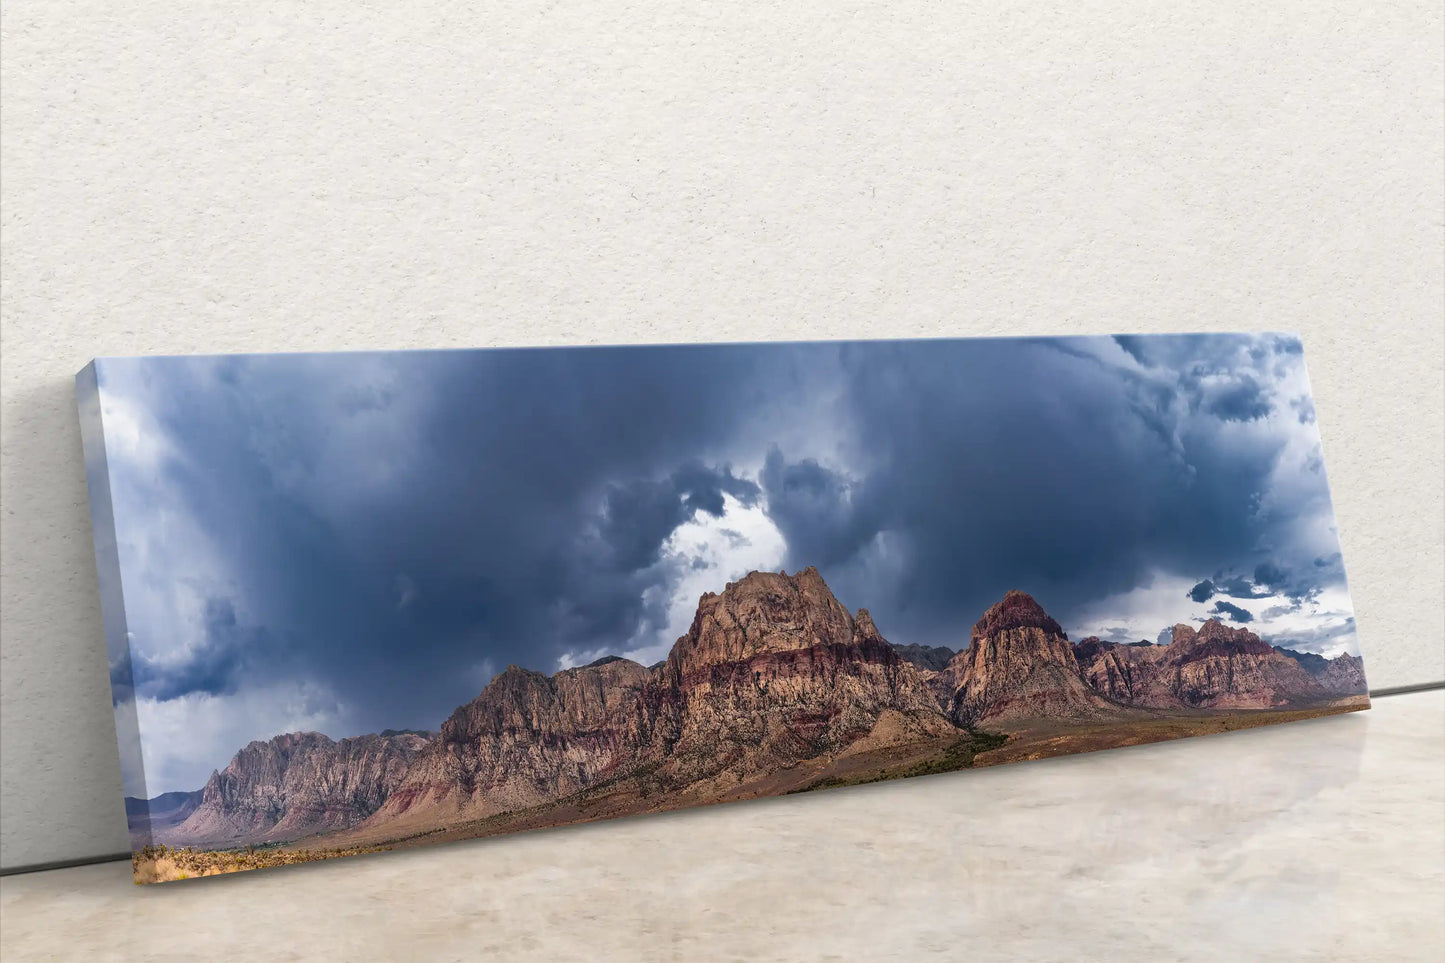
[557,492,788,671]
[96,391,176,480]
[1065,569,1360,658]
[632,492,788,665]
[129,679,351,794]
[90,362,247,676]
[554,646,616,672]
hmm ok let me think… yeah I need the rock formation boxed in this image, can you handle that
[157,572,1368,852]
[1073,636,1157,705]
[371,568,955,826]
[890,643,957,672]
[1317,653,1368,694]
[373,656,649,823]
[1073,621,1340,709]
[1273,646,1330,675]
[1273,646,1369,695]
[946,591,1116,726]
[629,569,953,788]
[168,730,429,846]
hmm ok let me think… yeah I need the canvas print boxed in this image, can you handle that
[76,335,1369,884]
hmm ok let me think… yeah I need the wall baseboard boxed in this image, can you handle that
[1369,681,1445,698]
[0,852,130,877]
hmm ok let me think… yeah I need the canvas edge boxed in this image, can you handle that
[1292,334,1372,707]
[74,362,153,872]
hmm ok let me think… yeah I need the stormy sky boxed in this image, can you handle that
[80,334,1363,794]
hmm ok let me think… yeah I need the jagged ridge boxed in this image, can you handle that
[158,573,1367,848]
[165,731,429,847]
[1073,622,1366,709]
[946,590,1115,726]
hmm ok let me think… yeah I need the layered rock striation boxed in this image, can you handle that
[1316,652,1368,694]
[628,569,953,788]
[373,656,650,823]
[167,730,430,845]
[375,568,954,825]
[891,643,957,672]
[161,571,1367,849]
[1072,621,1364,710]
[945,590,1116,726]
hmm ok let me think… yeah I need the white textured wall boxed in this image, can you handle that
[2,1,1441,870]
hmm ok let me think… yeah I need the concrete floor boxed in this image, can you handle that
[2,689,1441,962]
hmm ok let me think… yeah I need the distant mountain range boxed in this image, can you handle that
[129,568,1367,851]
[124,789,203,836]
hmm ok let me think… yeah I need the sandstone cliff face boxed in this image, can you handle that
[1317,653,1368,694]
[374,656,650,822]
[891,643,957,672]
[1072,621,1333,709]
[630,569,953,787]
[1273,645,1368,695]
[1073,636,1158,705]
[168,730,429,845]
[947,591,1115,726]
[1164,621,1326,708]
[373,568,954,823]
[162,572,1367,851]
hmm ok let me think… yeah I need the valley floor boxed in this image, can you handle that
[974,695,1370,767]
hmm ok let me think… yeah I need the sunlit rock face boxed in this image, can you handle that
[1072,620,1336,710]
[169,730,430,846]
[372,657,650,824]
[946,591,1114,727]
[630,568,955,787]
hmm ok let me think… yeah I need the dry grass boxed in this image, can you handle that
[131,843,390,884]
[789,730,1011,793]
[975,698,1369,767]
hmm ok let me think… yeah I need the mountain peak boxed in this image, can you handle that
[972,590,1065,642]
[952,593,1107,726]
[726,566,825,593]
[668,565,857,675]
[1072,636,1113,663]
[1171,619,1271,656]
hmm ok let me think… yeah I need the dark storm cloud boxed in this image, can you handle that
[1111,333,1288,424]
[1253,562,1288,591]
[1203,375,1271,422]
[1209,601,1254,623]
[759,450,879,570]
[1252,561,1326,604]
[1181,561,1317,609]
[598,462,759,571]
[1212,575,1273,599]
[99,331,1349,779]
[107,646,135,706]
[129,599,252,702]
[756,334,1339,649]
[99,344,812,737]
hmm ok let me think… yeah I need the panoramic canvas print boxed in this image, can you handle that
[77,335,1369,884]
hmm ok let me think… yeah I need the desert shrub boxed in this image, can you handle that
[132,842,395,883]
